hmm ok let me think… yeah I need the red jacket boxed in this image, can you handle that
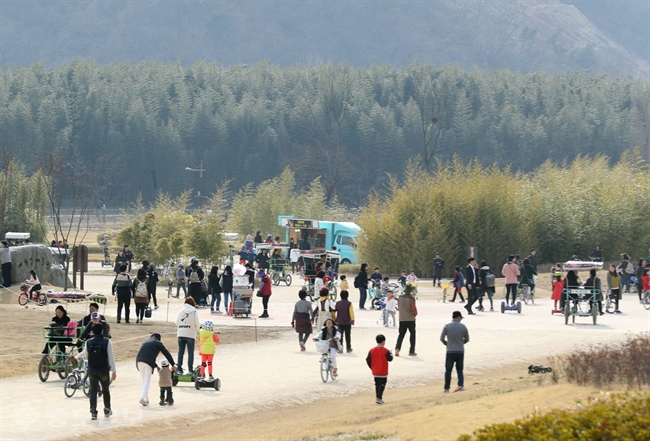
[260,274,272,296]
[643,275,650,291]
[366,345,393,377]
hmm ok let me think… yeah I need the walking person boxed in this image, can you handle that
[257,269,272,318]
[366,334,393,405]
[208,265,222,312]
[606,264,622,313]
[527,249,538,272]
[335,290,355,353]
[112,264,133,324]
[432,252,445,287]
[133,270,149,324]
[147,263,159,309]
[175,263,187,298]
[75,323,117,419]
[478,261,496,311]
[450,266,465,303]
[291,289,314,351]
[290,244,300,274]
[354,263,369,310]
[394,284,418,357]
[464,258,479,315]
[219,265,233,313]
[440,311,470,393]
[502,255,520,306]
[186,258,204,305]
[135,333,175,406]
[175,297,200,374]
[635,259,646,304]
[0,240,12,288]
[123,245,134,272]
[619,253,634,293]
[157,360,174,406]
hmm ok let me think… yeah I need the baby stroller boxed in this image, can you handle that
[195,285,209,308]
[368,281,384,310]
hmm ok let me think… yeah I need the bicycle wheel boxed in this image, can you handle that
[329,359,336,381]
[644,292,650,311]
[37,294,47,306]
[371,298,382,310]
[529,290,535,305]
[605,297,616,314]
[83,375,91,397]
[272,273,280,286]
[564,304,570,325]
[63,374,77,397]
[522,287,529,305]
[329,286,337,302]
[18,293,28,306]
[285,274,292,287]
[320,355,329,383]
[64,356,78,376]
[38,356,50,382]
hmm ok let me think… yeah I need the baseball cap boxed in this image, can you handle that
[160,360,169,367]
[452,311,464,319]
[90,312,101,319]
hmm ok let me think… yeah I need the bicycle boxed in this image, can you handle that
[315,338,337,383]
[643,290,650,311]
[63,358,103,398]
[18,283,47,307]
[518,284,534,305]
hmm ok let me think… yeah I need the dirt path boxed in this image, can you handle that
[1,269,649,440]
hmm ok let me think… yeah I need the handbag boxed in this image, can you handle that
[256,290,263,297]
[145,306,152,318]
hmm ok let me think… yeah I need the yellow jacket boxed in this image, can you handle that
[198,329,219,355]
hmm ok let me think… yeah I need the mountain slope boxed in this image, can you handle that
[0,0,647,77]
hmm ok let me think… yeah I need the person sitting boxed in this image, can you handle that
[584,268,604,316]
[42,305,72,357]
[561,270,582,310]
[255,249,270,271]
[80,312,111,341]
[25,270,42,299]
[78,302,107,328]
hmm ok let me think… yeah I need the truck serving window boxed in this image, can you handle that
[339,236,357,247]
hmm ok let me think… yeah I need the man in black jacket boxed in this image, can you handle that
[123,245,134,272]
[136,333,175,406]
[464,258,479,315]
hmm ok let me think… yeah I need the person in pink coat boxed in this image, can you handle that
[501,255,520,306]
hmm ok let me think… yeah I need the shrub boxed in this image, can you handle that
[551,334,650,389]
[458,393,650,441]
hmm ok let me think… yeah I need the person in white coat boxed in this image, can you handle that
[175,297,200,374]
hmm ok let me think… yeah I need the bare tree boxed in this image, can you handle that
[408,65,464,173]
[292,64,354,202]
[38,151,109,290]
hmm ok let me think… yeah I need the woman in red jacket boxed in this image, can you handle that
[257,270,272,318]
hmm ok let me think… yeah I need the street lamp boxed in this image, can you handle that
[185,160,205,209]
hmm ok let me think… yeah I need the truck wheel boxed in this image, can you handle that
[341,259,351,265]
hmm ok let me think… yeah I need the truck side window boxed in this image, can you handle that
[340,236,357,248]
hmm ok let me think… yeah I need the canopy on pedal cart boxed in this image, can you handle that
[563,260,603,272]
[44,292,108,314]
[299,249,340,275]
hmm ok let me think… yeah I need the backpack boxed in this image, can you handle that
[87,339,108,367]
[189,268,200,283]
[135,280,148,298]
[625,261,635,275]
[353,276,360,289]
[485,273,496,288]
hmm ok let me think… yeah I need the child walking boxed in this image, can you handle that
[339,275,349,291]
[366,334,393,404]
[384,291,396,327]
[158,359,174,405]
[451,266,465,303]
[198,320,220,381]
[551,272,564,309]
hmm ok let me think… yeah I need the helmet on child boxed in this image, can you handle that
[555,272,562,277]
[202,321,213,331]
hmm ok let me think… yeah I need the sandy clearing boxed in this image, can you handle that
[1,267,649,441]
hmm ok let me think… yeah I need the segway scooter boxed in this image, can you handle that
[172,366,221,391]
[500,301,522,314]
